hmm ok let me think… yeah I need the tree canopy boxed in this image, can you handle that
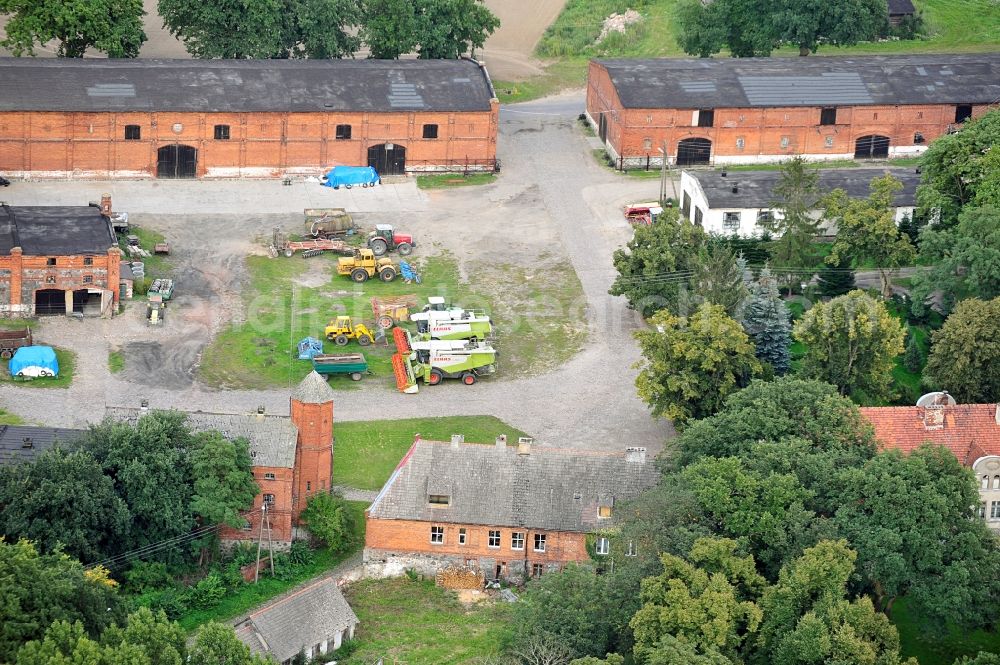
[763,158,823,289]
[299,492,357,554]
[740,268,792,375]
[635,303,761,424]
[923,296,1000,403]
[793,290,905,400]
[0,0,146,57]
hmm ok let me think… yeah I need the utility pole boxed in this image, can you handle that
[658,140,677,206]
[254,504,275,583]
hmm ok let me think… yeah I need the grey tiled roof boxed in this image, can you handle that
[690,167,920,209]
[234,577,358,663]
[292,371,335,404]
[368,440,659,533]
[0,425,84,465]
[0,58,495,113]
[0,205,117,256]
[104,407,297,469]
[595,54,1000,108]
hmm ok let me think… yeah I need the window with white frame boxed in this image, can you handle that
[511,532,525,550]
[430,525,444,544]
[596,537,609,555]
[756,210,773,226]
[488,530,500,548]
[626,540,637,557]
[533,533,546,552]
[458,528,467,545]
[723,212,741,231]
[263,472,276,480]
[983,475,990,489]
[991,501,1000,520]
[736,136,745,150]
[992,475,999,489]
[531,563,544,577]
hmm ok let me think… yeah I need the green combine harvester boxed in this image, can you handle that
[391,328,497,393]
[408,296,493,341]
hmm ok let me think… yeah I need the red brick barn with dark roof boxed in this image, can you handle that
[587,54,1000,169]
[0,58,498,179]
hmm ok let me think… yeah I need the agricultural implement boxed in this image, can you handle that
[304,208,356,238]
[312,353,369,382]
[624,203,663,226]
[148,278,174,301]
[371,295,419,329]
[0,327,31,360]
[410,296,492,341]
[391,327,497,394]
[270,228,355,258]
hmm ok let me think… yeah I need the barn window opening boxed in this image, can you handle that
[955,104,973,123]
[458,528,467,545]
[263,493,275,504]
[820,107,837,125]
[736,137,745,150]
[780,136,790,149]
[335,124,352,140]
[422,124,439,139]
[83,257,93,265]
[264,472,276,480]
[430,525,444,544]
[124,125,140,141]
[46,258,56,266]
[82,275,93,284]
[825,136,834,148]
[428,494,450,506]
[213,124,230,140]
[697,109,714,127]
[914,132,925,144]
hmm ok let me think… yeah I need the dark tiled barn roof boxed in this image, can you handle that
[368,439,659,533]
[0,205,117,256]
[0,425,84,464]
[0,57,496,113]
[595,54,1000,108]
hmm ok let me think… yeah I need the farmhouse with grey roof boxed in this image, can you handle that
[234,577,358,664]
[365,437,658,582]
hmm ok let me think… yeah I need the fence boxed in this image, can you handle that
[403,158,500,174]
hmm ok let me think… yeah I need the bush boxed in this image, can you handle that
[147,587,189,619]
[189,573,227,609]
[287,540,315,567]
[124,561,173,592]
[299,493,357,554]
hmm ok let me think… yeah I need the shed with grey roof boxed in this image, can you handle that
[234,577,358,663]
[105,407,297,468]
[0,425,84,465]
[594,54,1000,109]
[0,204,116,256]
[368,439,658,533]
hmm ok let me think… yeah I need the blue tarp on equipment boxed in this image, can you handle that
[321,166,380,190]
[9,345,59,378]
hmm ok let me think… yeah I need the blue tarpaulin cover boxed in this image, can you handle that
[297,337,324,360]
[9,345,59,377]
[321,166,380,189]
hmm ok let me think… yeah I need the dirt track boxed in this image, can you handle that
[0,0,567,80]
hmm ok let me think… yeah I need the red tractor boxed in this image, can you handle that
[368,224,415,256]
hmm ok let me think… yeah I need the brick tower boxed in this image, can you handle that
[289,371,335,522]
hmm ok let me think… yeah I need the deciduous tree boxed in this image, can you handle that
[188,623,269,665]
[675,0,776,57]
[290,0,362,58]
[824,175,916,298]
[772,0,887,55]
[189,433,258,562]
[0,0,146,57]
[635,303,761,424]
[740,267,792,375]
[414,0,499,58]
[299,492,357,554]
[793,290,905,400]
[923,296,1000,402]
[158,0,295,58]
[359,0,419,58]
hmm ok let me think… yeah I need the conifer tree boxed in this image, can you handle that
[741,267,792,375]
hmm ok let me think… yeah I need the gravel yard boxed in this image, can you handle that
[0,92,672,454]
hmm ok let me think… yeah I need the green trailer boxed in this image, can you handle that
[312,353,369,381]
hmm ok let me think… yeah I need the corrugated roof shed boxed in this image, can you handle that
[690,167,920,209]
[0,425,84,464]
[234,577,358,663]
[860,404,1000,464]
[0,58,496,113]
[595,54,1000,108]
[368,440,659,533]
[105,407,297,468]
[0,205,116,256]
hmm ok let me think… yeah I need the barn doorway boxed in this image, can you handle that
[72,290,102,316]
[676,138,712,166]
[598,113,608,142]
[157,144,198,178]
[34,289,65,315]
[854,135,890,159]
[367,143,406,176]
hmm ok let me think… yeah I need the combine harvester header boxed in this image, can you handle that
[391,327,497,393]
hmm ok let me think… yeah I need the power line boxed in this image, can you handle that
[86,523,224,570]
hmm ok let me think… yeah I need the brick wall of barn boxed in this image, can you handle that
[0,106,499,178]
[221,465,295,545]
[0,247,120,316]
[586,60,991,167]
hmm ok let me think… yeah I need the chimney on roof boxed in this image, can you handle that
[450,434,464,448]
[495,434,507,449]
[100,194,112,216]
[517,437,533,455]
[21,436,32,449]
[923,405,945,430]
[721,169,727,177]
[140,399,149,411]
[626,447,646,464]
[731,184,739,194]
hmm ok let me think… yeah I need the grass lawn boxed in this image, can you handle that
[176,501,367,632]
[416,173,497,189]
[0,409,24,425]
[0,318,36,330]
[494,58,590,104]
[123,225,172,277]
[199,252,486,390]
[0,346,76,388]
[894,596,1000,665]
[333,416,530,491]
[108,349,124,374]
[340,577,512,665]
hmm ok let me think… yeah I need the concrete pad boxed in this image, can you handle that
[0,179,429,215]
